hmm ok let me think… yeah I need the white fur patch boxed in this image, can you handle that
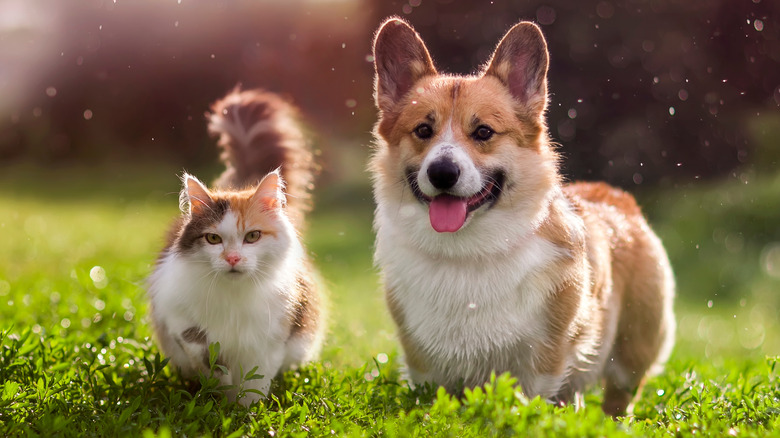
[417,118,482,197]
[377,219,569,395]
[148,210,312,406]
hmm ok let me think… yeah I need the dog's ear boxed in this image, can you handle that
[373,18,437,114]
[483,22,549,114]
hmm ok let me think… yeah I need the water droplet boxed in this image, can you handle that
[90,266,108,289]
[596,1,614,19]
[754,19,764,31]
[567,108,577,119]
[761,243,780,278]
[468,303,477,309]
[656,389,665,396]
[707,300,713,308]
[536,5,556,25]
[668,107,675,116]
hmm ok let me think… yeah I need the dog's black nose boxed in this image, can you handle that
[427,159,460,190]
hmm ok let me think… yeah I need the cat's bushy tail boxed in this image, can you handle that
[207,87,316,227]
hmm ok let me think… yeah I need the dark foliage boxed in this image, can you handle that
[1,0,777,187]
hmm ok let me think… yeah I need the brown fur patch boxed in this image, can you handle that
[169,187,284,254]
[564,182,642,217]
[379,74,547,168]
[175,198,230,252]
[562,179,673,414]
[534,280,581,376]
[181,326,208,345]
[288,263,321,338]
[208,88,316,229]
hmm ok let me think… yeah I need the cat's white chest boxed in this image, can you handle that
[150,253,290,364]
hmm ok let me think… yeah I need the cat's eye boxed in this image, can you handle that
[204,233,222,245]
[472,125,494,141]
[413,123,434,140]
[244,230,261,243]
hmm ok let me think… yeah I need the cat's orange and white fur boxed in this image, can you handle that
[148,89,324,406]
[370,18,675,415]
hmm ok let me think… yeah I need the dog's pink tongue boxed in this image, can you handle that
[429,195,467,233]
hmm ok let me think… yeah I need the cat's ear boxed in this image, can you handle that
[180,173,213,215]
[252,170,285,211]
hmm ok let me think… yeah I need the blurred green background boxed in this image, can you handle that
[1,0,779,369]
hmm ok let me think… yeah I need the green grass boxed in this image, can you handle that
[1,164,779,436]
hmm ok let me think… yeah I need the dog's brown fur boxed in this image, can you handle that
[370,18,675,416]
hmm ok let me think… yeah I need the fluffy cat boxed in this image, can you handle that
[147,88,324,406]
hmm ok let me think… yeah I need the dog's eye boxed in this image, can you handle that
[414,123,434,140]
[473,125,494,141]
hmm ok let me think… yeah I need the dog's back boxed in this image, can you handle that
[563,181,675,415]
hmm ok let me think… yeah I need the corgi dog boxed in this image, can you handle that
[369,18,675,416]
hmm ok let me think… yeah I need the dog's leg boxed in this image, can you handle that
[602,237,675,417]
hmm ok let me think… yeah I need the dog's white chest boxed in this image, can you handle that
[378,228,563,388]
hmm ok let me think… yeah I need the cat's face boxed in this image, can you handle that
[174,172,292,279]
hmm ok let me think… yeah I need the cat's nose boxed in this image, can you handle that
[225,252,242,266]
